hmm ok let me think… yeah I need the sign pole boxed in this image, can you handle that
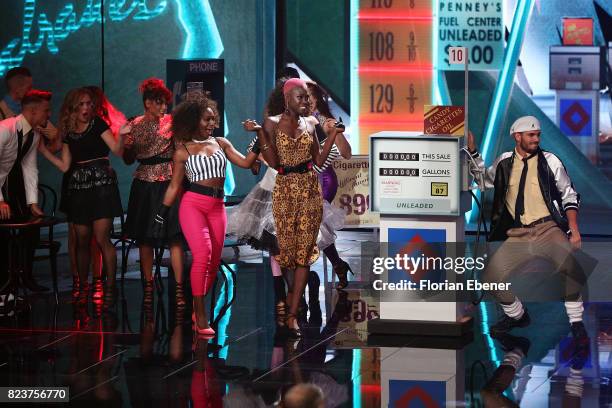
[464,48,469,139]
[448,46,469,136]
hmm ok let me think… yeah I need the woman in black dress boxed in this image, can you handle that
[39,87,126,307]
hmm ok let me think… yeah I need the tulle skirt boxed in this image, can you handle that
[318,200,345,250]
[227,167,345,252]
[226,181,277,253]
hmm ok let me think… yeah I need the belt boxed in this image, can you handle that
[276,161,313,175]
[139,155,172,165]
[74,158,110,168]
[188,184,224,199]
[519,215,553,228]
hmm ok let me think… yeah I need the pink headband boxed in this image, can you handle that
[282,78,307,96]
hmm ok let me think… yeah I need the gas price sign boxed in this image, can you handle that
[355,0,435,152]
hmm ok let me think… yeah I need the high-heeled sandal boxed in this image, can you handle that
[143,279,154,308]
[103,282,116,309]
[92,277,104,301]
[275,301,288,327]
[286,313,302,338]
[298,296,308,320]
[191,301,215,336]
[175,282,186,308]
[193,319,216,336]
[334,260,354,290]
[77,282,89,304]
[72,276,80,301]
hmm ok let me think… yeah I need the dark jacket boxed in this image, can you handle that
[468,148,580,241]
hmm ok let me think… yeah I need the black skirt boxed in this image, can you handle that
[124,179,182,245]
[64,160,123,224]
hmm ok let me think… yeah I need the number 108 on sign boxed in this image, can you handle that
[448,47,467,65]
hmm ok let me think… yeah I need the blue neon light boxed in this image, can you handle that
[210,263,235,360]
[349,0,360,153]
[352,349,362,408]
[223,112,236,194]
[478,302,501,364]
[432,0,441,105]
[174,0,233,194]
[0,0,168,77]
[174,0,223,59]
[469,0,535,221]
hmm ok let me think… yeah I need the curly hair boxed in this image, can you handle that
[58,87,95,137]
[139,77,172,105]
[306,82,333,118]
[171,91,219,142]
[265,78,288,117]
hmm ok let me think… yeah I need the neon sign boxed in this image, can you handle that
[0,0,168,77]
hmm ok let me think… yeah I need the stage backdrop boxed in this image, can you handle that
[0,0,276,208]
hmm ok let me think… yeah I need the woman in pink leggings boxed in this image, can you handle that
[153,94,258,336]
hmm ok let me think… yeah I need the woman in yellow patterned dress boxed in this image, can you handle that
[243,78,341,337]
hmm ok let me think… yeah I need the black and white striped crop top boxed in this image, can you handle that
[185,149,227,182]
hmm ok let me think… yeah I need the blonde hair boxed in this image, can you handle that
[58,87,95,137]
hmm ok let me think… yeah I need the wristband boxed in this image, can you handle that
[251,138,261,154]
[154,204,170,224]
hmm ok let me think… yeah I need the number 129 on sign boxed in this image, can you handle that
[448,47,467,65]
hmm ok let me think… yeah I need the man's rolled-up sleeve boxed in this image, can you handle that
[21,134,39,205]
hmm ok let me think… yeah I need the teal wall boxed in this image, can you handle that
[286,0,349,111]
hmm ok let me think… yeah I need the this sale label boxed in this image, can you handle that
[332,155,380,227]
[437,1,504,71]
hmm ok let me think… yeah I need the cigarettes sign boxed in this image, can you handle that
[438,0,504,71]
[424,105,465,136]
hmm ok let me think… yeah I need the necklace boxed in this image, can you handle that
[69,119,94,140]
[78,119,93,134]
[191,137,212,143]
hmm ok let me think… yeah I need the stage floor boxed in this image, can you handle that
[1,229,612,407]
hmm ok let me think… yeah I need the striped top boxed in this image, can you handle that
[185,149,227,182]
[312,120,341,173]
[313,143,340,173]
[246,136,258,153]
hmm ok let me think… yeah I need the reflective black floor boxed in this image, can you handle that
[1,230,612,407]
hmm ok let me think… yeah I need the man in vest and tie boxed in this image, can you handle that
[467,116,586,340]
[0,89,52,294]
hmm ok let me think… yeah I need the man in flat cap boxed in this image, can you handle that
[467,116,586,340]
